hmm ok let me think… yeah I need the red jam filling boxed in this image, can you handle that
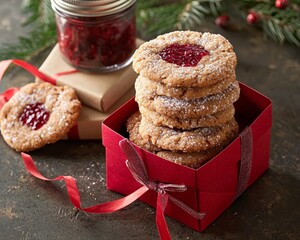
[159,44,209,67]
[19,103,50,130]
[56,15,136,70]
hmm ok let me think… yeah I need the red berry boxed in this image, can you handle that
[19,103,50,130]
[57,15,136,69]
[159,44,209,67]
[215,15,230,27]
[247,12,259,24]
[275,0,288,9]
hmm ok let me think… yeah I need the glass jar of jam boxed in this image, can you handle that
[51,0,136,72]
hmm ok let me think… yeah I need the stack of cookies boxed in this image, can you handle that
[127,31,240,168]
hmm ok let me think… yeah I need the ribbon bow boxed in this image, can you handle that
[120,139,205,223]
[121,139,205,239]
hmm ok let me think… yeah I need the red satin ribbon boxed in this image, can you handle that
[0,59,56,85]
[0,87,19,109]
[53,69,79,78]
[67,123,80,139]
[0,59,56,111]
[120,139,205,239]
[20,139,205,240]
[21,152,148,213]
[20,152,172,239]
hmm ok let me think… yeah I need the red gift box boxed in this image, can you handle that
[102,82,272,232]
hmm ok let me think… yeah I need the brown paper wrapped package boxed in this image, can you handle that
[62,87,135,140]
[37,39,143,112]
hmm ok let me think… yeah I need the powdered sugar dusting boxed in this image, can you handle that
[0,82,81,151]
[133,31,237,87]
[137,81,240,118]
[130,31,240,166]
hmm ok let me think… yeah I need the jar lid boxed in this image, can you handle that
[51,0,136,17]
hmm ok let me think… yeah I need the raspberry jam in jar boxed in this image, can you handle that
[51,0,136,72]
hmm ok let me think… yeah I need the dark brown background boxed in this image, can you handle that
[0,1,299,239]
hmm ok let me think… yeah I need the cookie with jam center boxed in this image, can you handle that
[133,31,237,87]
[0,82,81,152]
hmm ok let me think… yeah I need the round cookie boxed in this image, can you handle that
[139,117,239,153]
[133,31,237,87]
[157,148,222,169]
[126,111,224,168]
[136,75,236,100]
[0,82,81,152]
[136,81,240,118]
[126,111,161,152]
[140,105,235,130]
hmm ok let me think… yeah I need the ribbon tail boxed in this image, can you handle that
[156,193,171,240]
[21,152,81,208]
[168,195,205,220]
[21,153,149,215]
[81,186,148,213]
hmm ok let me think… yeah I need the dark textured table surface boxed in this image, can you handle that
[0,3,300,240]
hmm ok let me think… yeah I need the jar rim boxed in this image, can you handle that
[51,0,136,17]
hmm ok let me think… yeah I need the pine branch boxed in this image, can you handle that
[237,1,300,46]
[0,0,56,61]
[177,0,223,30]
[22,0,54,26]
[0,25,56,60]
[137,2,187,39]
[137,0,224,39]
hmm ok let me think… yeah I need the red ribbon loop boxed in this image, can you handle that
[0,87,19,109]
[0,59,56,85]
[119,139,205,239]
[0,59,57,110]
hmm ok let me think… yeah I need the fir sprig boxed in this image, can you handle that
[137,0,223,39]
[137,2,187,38]
[0,26,56,60]
[237,0,300,46]
[22,0,54,25]
[0,0,56,60]
[177,0,223,30]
